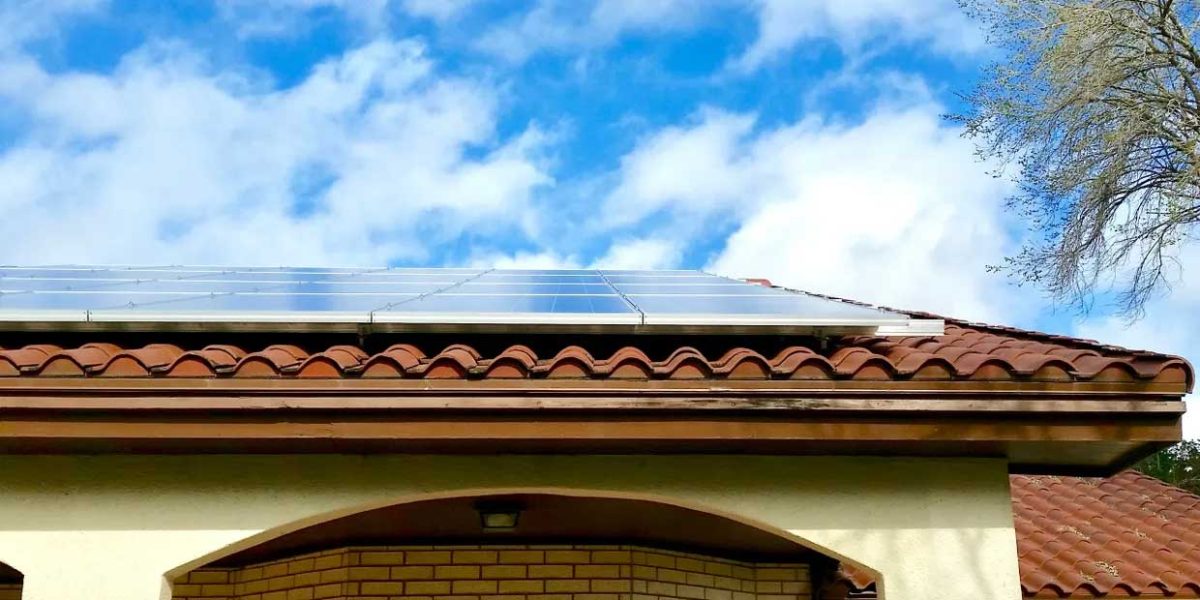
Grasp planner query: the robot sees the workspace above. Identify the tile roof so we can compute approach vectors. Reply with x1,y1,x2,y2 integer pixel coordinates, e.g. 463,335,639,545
835,471,1200,599
0,314,1189,391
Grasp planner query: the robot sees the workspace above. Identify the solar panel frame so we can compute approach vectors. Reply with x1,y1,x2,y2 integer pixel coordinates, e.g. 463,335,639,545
0,266,944,335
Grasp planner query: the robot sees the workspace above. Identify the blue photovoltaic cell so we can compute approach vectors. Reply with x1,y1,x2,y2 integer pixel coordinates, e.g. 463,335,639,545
471,274,608,284
0,266,924,330
93,292,418,313
377,294,635,314
453,283,617,295
611,284,786,295
628,294,908,322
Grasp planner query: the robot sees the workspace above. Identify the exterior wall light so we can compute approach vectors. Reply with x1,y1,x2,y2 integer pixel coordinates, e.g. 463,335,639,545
474,501,522,532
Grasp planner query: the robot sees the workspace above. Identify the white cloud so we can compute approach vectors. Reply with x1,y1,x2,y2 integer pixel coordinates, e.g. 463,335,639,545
402,0,479,22
0,0,106,53
606,99,1022,323
476,0,707,63
0,38,549,266
214,0,481,37
590,238,683,270
734,0,986,71
215,0,392,37
473,0,983,68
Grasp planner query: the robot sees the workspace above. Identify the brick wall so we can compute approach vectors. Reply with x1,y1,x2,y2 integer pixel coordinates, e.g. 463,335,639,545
0,583,20,600
174,545,811,600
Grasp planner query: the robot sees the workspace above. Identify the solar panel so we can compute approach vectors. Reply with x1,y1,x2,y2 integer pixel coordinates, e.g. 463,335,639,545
0,266,943,335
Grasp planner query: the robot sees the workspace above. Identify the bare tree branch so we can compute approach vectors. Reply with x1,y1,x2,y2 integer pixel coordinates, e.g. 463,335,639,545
959,0,1200,318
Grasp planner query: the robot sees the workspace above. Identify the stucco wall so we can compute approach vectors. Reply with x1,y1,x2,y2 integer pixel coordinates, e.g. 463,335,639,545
173,544,811,600
0,455,1020,600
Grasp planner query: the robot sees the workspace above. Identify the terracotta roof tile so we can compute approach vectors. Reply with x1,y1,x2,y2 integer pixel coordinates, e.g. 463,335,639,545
836,471,1200,598
0,316,1188,390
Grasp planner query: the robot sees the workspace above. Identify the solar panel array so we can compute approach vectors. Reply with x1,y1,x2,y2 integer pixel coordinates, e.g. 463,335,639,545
0,266,943,334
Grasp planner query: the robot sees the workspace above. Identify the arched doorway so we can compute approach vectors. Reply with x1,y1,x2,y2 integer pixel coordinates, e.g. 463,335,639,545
169,492,877,600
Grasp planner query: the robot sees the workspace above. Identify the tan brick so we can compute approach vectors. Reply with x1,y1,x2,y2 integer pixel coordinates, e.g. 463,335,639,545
632,566,656,580
454,580,498,594
267,576,295,592
529,595,572,600
704,563,733,577
393,566,435,580
361,582,404,595
408,552,454,565
173,584,202,596
314,583,344,599
287,588,315,600
705,588,732,600
732,592,754,600
758,595,798,600
590,579,631,593
263,591,287,600
545,580,589,593
676,558,705,573
756,582,782,593
632,594,657,600
319,569,349,584
644,554,675,569
454,551,499,564
243,594,263,600
573,594,618,600
677,585,706,599
314,555,344,570
264,563,290,578
633,580,648,593
408,582,453,595
482,595,526,600
685,573,714,587
730,567,754,580
201,584,235,596
657,569,686,583
529,565,573,579
436,565,481,579
498,579,544,594
434,595,479,600
295,571,322,587
191,571,231,584
243,579,270,594
242,567,266,582
349,566,391,580
545,550,590,564
781,582,809,594
482,565,527,579
646,582,676,596
361,552,405,566
576,565,620,579
499,550,544,564
756,569,796,582
713,576,741,591
590,551,631,564
288,558,316,574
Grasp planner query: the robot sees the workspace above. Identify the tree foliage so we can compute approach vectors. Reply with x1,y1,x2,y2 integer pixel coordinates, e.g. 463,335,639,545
957,0,1200,317
1134,440,1200,494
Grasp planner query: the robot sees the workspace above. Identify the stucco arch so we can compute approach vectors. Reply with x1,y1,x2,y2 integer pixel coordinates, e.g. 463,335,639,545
165,486,882,594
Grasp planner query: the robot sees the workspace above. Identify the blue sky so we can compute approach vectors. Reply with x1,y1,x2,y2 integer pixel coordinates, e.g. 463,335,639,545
0,0,1195,436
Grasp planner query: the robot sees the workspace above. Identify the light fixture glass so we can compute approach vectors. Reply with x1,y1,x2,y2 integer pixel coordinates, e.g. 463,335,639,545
474,501,522,532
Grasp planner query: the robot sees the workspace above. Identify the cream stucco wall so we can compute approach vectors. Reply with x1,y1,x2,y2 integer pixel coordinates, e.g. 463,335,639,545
0,455,1021,600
